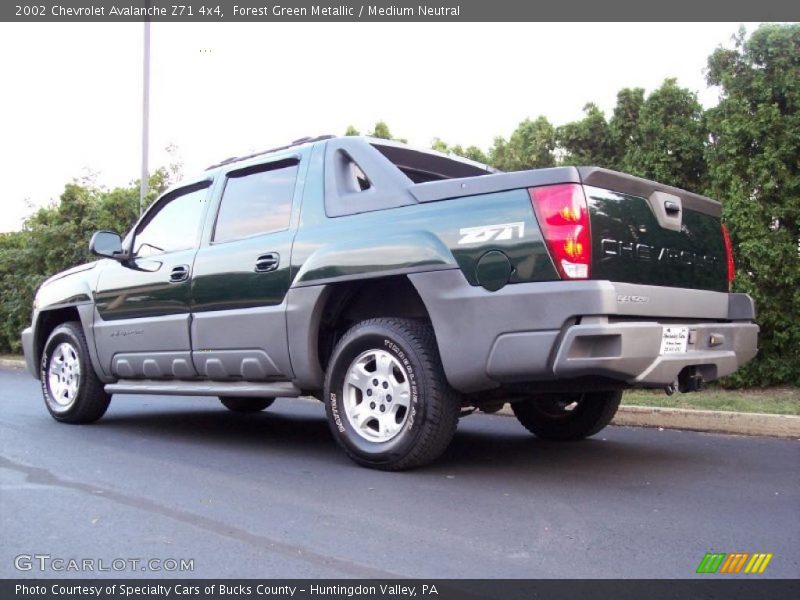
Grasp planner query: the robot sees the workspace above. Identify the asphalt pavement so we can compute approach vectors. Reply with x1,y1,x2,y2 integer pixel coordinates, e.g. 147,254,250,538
1,365,798,579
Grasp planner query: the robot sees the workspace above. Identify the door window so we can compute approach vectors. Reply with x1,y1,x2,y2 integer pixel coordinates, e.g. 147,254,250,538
213,160,298,244
134,184,209,256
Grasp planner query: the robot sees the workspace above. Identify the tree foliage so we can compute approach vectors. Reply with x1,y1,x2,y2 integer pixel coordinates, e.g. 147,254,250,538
622,78,707,191
557,103,617,168
430,137,489,164
344,121,408,143
608,87,645,164
704,25,800,386
489,116,557,171
556,81,707,191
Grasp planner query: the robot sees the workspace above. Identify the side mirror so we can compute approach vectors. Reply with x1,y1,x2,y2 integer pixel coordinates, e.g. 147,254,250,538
89,231,125,260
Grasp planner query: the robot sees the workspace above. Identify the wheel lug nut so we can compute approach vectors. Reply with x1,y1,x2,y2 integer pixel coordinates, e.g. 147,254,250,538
370,402,376,409
372,379,379,386
382,382,388,389
387,395,392,402
380,405,385,412
366,389,373,396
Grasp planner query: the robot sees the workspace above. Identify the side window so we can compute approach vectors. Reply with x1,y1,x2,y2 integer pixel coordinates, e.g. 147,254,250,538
134,184,209,257
213,160,298,244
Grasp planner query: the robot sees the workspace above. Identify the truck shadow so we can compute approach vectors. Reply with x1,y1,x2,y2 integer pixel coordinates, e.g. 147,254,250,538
94,398,701,482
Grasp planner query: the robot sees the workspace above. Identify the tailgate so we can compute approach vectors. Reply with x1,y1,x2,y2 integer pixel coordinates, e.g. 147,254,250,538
578,167,728,293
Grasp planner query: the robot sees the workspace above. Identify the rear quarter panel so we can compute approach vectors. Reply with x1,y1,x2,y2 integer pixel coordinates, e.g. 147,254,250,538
292,186,557,287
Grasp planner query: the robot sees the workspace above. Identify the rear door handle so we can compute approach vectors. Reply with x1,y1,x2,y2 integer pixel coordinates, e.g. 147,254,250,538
169,265,190,283
255,252,279,273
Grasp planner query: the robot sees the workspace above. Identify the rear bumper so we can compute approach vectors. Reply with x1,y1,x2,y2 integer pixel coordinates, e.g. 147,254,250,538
508,319,758,387
21,326,37,378
408,270,759,393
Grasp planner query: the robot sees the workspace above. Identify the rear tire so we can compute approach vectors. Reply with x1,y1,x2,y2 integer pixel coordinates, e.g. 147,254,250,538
324,318,460,471
219,397,274,413
511,391,622,441
40,321,111,424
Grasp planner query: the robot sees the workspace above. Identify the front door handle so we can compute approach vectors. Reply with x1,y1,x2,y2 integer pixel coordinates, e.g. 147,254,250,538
255,252,279,273
169,265,190,283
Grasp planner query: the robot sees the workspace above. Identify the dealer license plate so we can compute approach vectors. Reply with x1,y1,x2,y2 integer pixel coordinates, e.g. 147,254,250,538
660,326,689,355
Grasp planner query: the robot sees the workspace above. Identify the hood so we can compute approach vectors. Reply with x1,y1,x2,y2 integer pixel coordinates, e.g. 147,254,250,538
40,261,99,289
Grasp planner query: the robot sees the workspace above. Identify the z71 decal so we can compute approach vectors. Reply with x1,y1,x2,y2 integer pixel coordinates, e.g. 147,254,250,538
458,222,525,245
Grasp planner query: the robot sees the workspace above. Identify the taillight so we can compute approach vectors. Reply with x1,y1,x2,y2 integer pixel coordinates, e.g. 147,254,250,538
529,183,591,279
721,223,735,289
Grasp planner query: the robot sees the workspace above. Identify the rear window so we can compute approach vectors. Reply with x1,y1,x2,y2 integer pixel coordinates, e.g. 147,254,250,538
371,143,492,183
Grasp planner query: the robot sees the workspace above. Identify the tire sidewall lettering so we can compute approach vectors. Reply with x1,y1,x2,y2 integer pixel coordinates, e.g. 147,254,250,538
329,392,346,433
383,338,418,431
39,351,49,402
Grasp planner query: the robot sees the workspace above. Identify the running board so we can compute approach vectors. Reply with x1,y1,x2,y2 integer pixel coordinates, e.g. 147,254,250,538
105,380,302,398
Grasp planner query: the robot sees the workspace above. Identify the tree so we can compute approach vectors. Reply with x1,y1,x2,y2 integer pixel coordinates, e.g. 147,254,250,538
0,230,39,353
621,78,707,191
460,145,490,164
705,24,800,386
557,103,617,167
370,121,392,139
489,116,556,171
608,87,645,163
430,137,449,153
430,138,490,164
344,125,360,136
368,121,407,143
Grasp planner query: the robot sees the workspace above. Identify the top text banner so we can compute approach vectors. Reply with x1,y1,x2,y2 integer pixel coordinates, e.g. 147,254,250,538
2,1,796,22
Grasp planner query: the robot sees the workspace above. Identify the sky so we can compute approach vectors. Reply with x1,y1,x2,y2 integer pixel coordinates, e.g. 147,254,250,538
0,21,757,232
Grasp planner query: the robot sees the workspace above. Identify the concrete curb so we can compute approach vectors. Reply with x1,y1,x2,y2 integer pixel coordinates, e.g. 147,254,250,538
612,405,800,438
0,357,25,369
499,404,800,439
1,356,795,438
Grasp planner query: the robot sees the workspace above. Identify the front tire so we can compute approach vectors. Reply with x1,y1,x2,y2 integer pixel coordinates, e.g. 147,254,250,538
40,321,111,424
324,318,459,471
511,391,622,441
219,397,274,413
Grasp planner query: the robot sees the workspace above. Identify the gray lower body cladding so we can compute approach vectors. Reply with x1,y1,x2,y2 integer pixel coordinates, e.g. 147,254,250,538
408,270,758,393
21,326,36,377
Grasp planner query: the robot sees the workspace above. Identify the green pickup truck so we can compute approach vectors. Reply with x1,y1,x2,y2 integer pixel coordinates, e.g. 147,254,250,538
21,135,759,470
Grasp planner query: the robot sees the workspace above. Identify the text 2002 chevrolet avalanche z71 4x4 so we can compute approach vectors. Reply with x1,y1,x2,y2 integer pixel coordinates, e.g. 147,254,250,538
22,136,758,470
